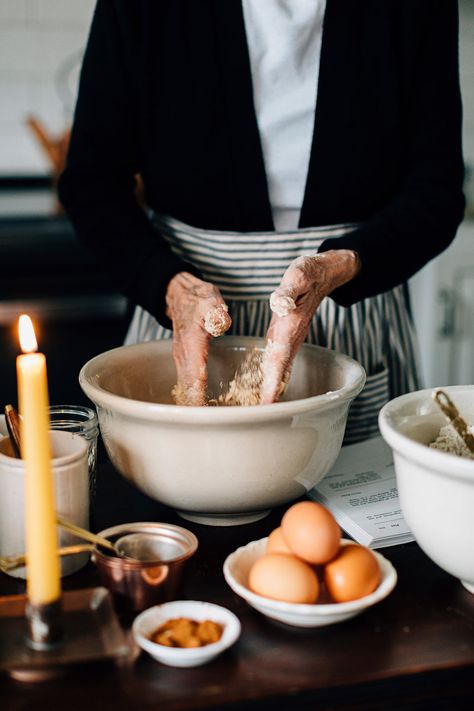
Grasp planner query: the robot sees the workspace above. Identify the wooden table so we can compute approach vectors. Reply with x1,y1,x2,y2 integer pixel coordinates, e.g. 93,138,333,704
1,458,474,710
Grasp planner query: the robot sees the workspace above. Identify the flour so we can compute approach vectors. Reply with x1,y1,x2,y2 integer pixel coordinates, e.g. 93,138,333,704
429,424,474,459
204,304,232,337
172,381,206,407
172,343,290,407
171,350,267,406
210,347,289,406
269,291,296,318
211,350,264,406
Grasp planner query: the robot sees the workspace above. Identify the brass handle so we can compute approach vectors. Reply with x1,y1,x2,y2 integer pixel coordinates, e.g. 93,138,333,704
56,517,117,553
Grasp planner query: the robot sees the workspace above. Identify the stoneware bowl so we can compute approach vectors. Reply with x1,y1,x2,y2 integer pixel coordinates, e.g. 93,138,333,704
223,538,397,627
378,385,474,594
132,600,241,667
79,337,365,525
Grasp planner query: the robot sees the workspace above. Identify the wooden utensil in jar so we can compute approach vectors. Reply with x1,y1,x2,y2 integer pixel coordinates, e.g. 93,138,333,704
433,390,474,454
4,405,21,458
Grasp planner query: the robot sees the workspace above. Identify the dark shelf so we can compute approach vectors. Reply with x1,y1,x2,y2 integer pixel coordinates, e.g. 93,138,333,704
0,215,119,299
0,212,130,407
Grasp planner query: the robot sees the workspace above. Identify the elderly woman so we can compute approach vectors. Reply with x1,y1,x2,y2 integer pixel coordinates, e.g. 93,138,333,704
59,0,464,442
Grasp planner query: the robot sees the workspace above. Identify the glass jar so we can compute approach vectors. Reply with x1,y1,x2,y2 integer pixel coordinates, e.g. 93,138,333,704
48,405,99,498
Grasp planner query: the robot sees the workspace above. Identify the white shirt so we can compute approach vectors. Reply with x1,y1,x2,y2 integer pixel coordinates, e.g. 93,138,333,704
242,0,327,232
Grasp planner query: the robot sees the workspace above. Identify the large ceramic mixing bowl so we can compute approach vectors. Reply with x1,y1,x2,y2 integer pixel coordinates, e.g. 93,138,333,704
79,337,365,525
379,385,474,593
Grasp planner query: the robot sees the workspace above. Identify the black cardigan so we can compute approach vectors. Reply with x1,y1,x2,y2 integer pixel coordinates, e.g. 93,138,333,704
58,0,465,327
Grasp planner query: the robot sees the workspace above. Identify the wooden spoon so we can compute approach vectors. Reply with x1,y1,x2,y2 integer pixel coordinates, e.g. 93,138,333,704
4,405,21,458
433,390,474,454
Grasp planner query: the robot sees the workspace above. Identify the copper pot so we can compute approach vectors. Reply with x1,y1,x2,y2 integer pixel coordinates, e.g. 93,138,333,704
91,522,198,613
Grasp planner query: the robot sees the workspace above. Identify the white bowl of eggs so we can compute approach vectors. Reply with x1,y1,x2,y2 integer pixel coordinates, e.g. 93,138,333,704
223,502,397,627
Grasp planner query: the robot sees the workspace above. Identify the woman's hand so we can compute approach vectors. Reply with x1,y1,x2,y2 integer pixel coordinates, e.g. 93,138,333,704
166,272,232,405
261,250,360,404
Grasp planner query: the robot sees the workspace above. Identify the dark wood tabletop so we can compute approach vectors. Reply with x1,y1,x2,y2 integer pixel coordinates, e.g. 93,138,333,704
1,456,474,711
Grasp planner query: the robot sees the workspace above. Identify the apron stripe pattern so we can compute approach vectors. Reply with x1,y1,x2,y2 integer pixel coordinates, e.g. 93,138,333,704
125,215,422,443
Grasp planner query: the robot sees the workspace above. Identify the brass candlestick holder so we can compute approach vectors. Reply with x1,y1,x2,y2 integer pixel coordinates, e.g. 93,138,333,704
0,587,133,682
26,597,63,651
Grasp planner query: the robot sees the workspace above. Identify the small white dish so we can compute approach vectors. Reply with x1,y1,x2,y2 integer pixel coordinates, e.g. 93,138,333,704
223,538,397,628
132,600,241,667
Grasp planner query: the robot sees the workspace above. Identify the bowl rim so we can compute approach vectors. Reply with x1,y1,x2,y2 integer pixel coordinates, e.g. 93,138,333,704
132,600,241,661
379,386,474,480
0,424,88,468
223,537,397,617
79,338,366,423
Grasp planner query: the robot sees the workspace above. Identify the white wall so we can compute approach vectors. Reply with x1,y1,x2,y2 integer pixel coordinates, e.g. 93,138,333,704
409,0,474,388
460,0,474,180
0,0,473,182
0,0,95,175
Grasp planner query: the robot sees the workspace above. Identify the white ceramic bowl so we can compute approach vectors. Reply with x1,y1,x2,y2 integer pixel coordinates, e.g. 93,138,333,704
379,385,474,594
223,538,397,627
79,337,365,526
132,600,241,667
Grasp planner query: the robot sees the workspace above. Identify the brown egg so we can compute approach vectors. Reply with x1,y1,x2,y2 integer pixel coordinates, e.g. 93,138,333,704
248,553,319,604
266,527,293,555
281,501,341,564
324,544,381,602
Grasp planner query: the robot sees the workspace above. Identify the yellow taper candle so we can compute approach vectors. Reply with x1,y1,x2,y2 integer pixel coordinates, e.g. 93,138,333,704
17,314,61,605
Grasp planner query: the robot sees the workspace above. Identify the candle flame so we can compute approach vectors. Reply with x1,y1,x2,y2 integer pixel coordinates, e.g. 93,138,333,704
18,314,38,353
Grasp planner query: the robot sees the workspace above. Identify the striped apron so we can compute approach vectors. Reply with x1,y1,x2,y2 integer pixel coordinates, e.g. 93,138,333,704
125,215,422,443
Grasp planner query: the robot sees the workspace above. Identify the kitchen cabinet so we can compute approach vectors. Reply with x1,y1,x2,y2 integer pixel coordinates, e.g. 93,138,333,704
410,219,474,387
0,208,129,407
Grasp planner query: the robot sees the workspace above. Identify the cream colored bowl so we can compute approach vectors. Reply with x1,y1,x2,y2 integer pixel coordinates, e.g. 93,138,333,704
379,385,474,593
79,337,365,525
